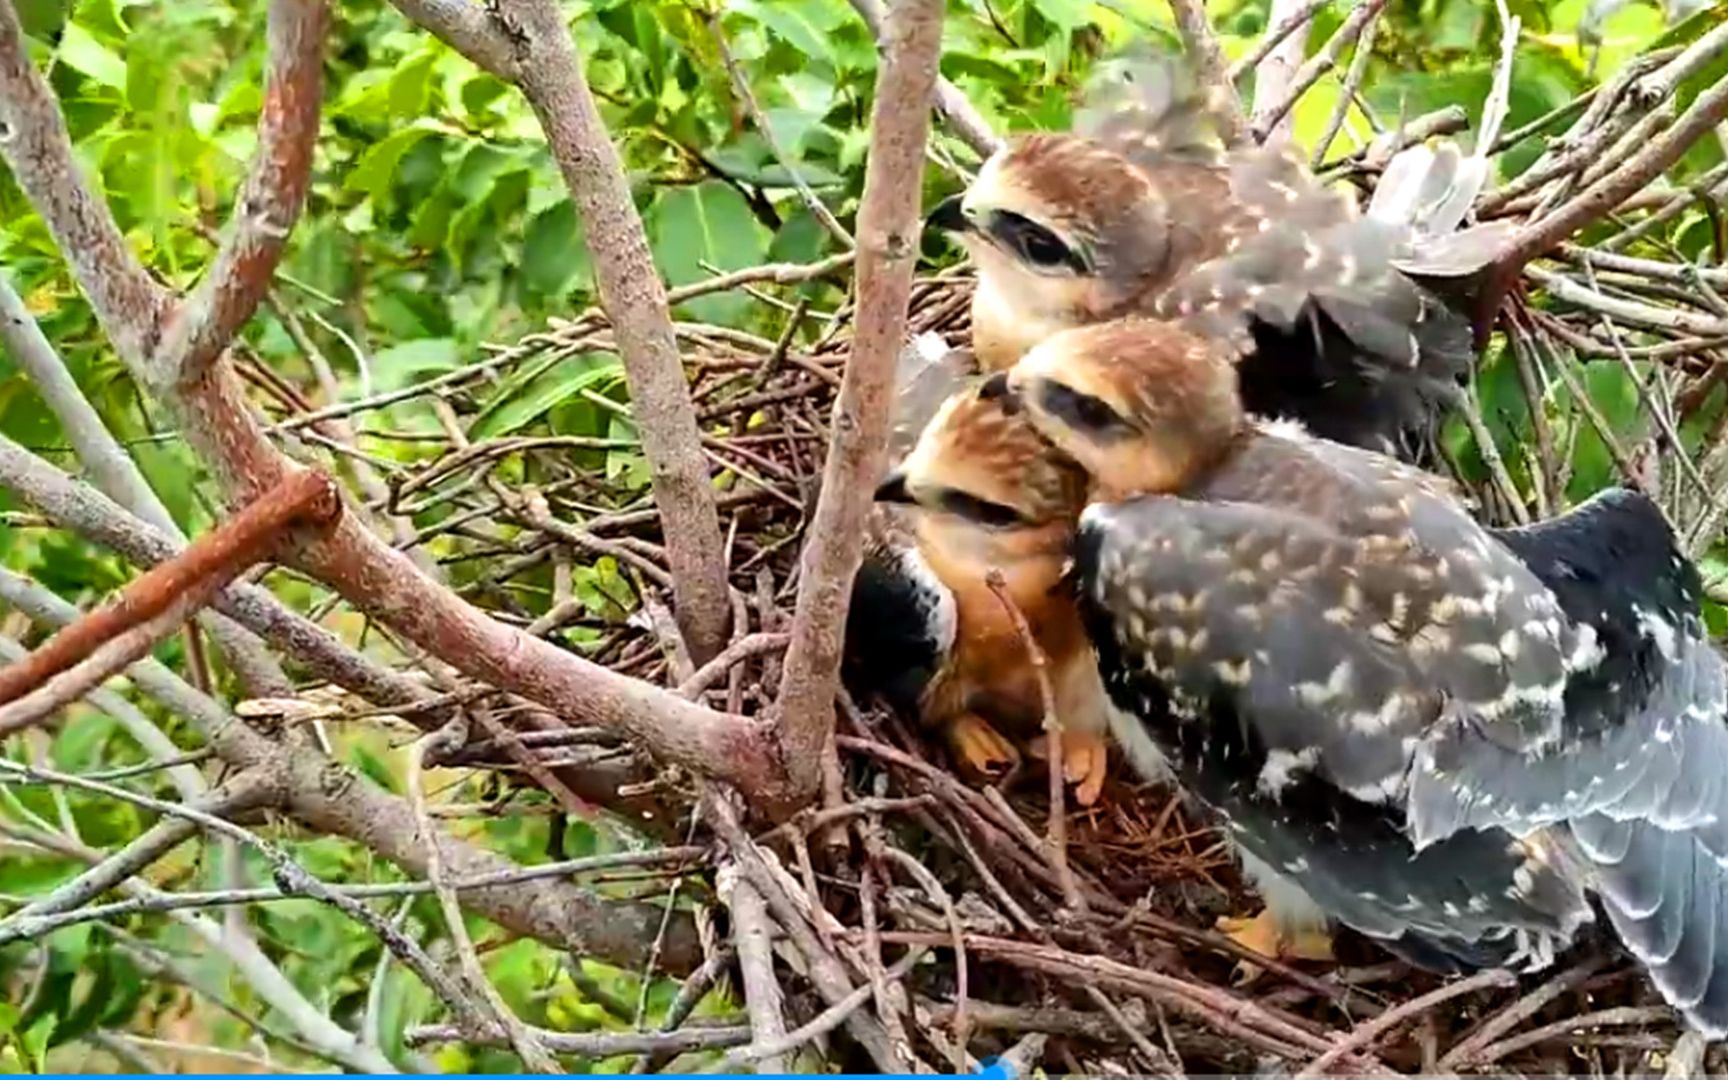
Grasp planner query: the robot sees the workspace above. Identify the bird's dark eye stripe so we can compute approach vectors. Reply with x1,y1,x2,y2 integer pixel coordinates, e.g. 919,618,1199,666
935,488,1026,528
988,211,1088,274
1039,381,1129,435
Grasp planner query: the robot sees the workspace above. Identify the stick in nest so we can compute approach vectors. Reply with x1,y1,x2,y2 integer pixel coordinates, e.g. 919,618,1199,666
983,567,1086,914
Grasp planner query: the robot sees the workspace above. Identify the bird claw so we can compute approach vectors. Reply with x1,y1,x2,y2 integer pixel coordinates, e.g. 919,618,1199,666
1215,910,1334,985
1061,729,1109,807
947,713,1022,786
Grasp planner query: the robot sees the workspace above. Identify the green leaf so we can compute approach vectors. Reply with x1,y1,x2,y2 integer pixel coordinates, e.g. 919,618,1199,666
345,121,443,205
470,351,623,440
56,23,126,90
372,338,463,393
521,200,594,299
734,0,839,64
647,180,772,324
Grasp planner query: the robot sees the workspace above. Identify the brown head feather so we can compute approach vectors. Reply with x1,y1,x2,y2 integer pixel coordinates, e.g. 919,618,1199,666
898,380,1088,524
1008,317,1245,499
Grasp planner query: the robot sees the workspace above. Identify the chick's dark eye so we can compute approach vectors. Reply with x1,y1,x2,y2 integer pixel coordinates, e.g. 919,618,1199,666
1040,381,1128,435
992,211,1082,273
1020,227,1071,268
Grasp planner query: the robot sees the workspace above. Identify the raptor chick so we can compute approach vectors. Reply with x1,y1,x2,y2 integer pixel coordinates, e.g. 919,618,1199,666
932,54,1507,459
843,380,1114,805
1002,317,1728,1034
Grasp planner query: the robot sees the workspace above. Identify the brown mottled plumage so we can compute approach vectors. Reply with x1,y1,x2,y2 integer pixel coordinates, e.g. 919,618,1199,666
929,53,1501,460
847,379,1114,804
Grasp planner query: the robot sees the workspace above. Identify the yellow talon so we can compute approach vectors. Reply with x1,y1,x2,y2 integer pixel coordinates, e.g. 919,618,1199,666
1061,729,1110,807
1216,909,1334,984
946,713,1021,784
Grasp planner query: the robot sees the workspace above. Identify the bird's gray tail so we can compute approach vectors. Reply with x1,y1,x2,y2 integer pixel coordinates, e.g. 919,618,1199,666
1571,813,1728,1037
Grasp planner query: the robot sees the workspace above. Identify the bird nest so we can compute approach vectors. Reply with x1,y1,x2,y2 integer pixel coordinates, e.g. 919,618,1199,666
375,269,1715,1076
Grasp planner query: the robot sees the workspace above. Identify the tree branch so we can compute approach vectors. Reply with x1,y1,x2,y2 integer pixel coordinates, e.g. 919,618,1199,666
414,0,732,663
0,433,431,710
0,268,292,697
0,776,274,943
157,0,329,387
0,566,706,975
1478,55,1728,341
1251,0,1387,145
843,0,1000,158
0,0,173,362
0,470,341,708
721,864,791,1072
771,0,946,807
1167,0,1248,145
1246,0,1315,147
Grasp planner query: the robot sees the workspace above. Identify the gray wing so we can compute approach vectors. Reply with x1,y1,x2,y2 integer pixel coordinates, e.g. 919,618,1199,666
1074,492,1591,958
1409,487,1728,1033
1073,49,1230,170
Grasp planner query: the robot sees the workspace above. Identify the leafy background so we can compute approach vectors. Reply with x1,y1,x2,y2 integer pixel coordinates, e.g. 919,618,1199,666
0,0,1720,1070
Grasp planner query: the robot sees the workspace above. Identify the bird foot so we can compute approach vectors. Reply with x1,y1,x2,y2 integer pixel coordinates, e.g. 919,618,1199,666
1215,910,1334,985
947,713,1022,786
1061,729,1109,807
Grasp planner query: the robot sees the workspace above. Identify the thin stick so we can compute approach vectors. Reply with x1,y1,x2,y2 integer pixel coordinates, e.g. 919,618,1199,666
984,568,1085,914
1295,967,1514,1076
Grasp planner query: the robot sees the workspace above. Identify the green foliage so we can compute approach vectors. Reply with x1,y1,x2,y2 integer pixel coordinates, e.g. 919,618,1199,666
0,0,1717,1069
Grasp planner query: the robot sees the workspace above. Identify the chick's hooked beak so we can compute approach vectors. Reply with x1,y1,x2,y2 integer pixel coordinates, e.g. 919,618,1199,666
927,194,972,235
875,471,914,505
977,370,1020,413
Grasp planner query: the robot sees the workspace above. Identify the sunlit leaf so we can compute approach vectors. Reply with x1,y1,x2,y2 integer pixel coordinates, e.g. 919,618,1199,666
56,22,126,89
470,351,623,440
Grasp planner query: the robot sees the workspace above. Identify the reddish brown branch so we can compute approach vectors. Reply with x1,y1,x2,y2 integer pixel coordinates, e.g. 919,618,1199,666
772,0,946,807
0,1,173,361
0,471,341,708
0,583,230,735
159,0,329,386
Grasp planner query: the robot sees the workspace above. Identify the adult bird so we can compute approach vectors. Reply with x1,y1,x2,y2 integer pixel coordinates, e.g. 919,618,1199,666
842,379,1113,805
927,53,1510,462
991,316,1728,1032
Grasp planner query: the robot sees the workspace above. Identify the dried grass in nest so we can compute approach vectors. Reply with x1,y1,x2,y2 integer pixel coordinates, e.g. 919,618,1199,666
396,269,1713,1075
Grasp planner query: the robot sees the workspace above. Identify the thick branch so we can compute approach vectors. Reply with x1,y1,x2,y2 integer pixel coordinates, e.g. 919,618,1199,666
387,0,518,80
0,582,230,735
1246,0,1314,146
439,0,731,663
1167,0,1248,145
0,550,702,976
158,0,328,386
0,267,291,698
843,0,1000,159
773,0,946,805
0,434,428,710
0,0,173,361
0,470,341,707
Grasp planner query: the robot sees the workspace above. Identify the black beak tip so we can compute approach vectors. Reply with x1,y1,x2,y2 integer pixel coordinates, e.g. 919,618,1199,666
978,371,1022,411
875,472,913,504
927,195,969,234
